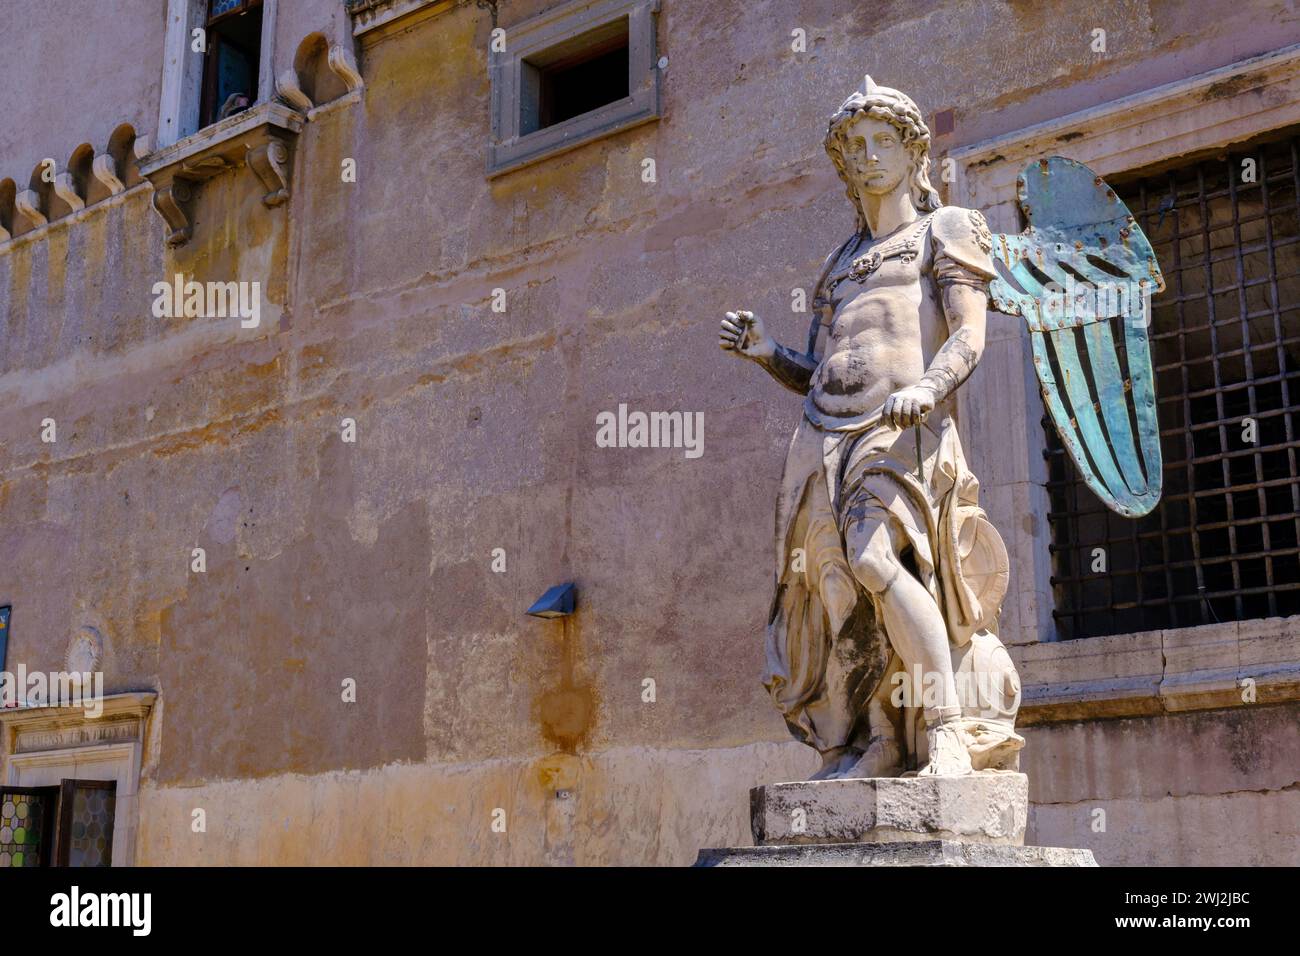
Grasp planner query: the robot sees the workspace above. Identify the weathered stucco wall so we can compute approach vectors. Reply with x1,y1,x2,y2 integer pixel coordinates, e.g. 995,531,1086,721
0,0,164,183
1024,703,1300,866
2,0,1298,865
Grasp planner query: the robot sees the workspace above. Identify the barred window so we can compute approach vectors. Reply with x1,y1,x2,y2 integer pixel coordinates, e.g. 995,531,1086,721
1047,131,1300,638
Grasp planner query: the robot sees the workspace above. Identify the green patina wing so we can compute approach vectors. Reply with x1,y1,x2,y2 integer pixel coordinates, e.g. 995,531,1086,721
989,157,1166,517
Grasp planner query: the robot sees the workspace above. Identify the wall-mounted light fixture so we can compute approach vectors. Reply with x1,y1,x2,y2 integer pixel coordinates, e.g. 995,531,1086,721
526,583,576,619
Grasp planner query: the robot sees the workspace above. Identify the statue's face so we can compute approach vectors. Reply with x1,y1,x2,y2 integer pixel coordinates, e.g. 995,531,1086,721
839,115,911,199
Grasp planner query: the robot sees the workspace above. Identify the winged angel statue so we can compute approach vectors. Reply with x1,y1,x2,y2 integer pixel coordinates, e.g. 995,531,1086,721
719,77,1164,777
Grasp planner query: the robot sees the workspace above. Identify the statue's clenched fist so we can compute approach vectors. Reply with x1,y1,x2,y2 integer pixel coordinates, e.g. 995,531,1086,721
883,384,938,428
719,310,775,361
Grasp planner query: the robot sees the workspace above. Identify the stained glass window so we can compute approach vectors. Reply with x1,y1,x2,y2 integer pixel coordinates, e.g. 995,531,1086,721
209,0,247,19
0,788,55,868
64,782,116,867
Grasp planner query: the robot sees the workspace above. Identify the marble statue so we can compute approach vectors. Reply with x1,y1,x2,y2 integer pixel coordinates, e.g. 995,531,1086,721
720,77,1164,781
720,77,1020,778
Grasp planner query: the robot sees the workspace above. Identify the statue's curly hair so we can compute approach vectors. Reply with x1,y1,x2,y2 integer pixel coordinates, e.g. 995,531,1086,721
824,97,942,236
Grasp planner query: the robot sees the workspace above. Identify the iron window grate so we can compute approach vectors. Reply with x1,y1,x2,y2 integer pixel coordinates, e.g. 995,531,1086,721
1046,132,1300,638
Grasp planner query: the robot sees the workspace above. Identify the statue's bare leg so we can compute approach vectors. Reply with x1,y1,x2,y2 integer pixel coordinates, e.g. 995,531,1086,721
845,515,971,775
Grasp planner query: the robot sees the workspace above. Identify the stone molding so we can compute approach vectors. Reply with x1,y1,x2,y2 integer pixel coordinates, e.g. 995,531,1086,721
0,691,155,757
137,101,305,246
347,0,456,39
1010,617,1300,724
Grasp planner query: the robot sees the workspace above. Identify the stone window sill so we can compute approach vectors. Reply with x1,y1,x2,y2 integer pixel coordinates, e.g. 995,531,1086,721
136,101,304,247
1008,617,1300,725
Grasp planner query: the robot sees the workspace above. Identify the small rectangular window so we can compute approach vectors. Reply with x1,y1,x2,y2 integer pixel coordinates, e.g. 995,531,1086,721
487,0,660,176
521,18,630,135
201,0,264,128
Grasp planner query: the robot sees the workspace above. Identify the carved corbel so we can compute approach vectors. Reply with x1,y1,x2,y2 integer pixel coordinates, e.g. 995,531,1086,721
247,138,292,207
92,154,127,195
152,180,194,247
137,101,302,247
53,173,86,212
16,190,47,228
276,68,313,112
328,45,365,93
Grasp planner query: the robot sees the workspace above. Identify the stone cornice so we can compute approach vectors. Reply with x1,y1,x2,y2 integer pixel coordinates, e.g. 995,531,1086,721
0,691,156,756
1010,618,1300,725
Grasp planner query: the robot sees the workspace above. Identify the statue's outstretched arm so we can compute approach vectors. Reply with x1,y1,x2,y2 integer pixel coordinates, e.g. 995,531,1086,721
718,310,816,395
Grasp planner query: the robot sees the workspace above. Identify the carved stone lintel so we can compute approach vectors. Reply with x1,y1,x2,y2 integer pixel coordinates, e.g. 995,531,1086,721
16,189,47,228
53,172,86,212
92,153,127,195
277,67,314,112
328,44,365,92
247,138,292,207
152,180,194,247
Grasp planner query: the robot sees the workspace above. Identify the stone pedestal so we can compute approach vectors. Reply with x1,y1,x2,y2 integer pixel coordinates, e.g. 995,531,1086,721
695,773,1097,867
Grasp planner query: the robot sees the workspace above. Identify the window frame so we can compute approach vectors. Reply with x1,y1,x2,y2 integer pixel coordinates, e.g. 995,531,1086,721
54,779,117,867
487,0,660,177
206,0,261,27
1,785,58,868
199,0,266,129
156,0,278,149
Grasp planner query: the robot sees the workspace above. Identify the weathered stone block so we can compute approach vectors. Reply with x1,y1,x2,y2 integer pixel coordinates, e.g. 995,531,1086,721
750,773,1029,847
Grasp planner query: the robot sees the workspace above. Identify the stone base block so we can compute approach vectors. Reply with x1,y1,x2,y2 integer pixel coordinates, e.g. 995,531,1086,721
695,840,1098,867
751,773,1028,846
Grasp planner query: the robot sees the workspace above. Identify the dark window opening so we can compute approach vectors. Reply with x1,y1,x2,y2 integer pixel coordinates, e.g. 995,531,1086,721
520,18,630,135
201,0,264,129
1047,130,1300,638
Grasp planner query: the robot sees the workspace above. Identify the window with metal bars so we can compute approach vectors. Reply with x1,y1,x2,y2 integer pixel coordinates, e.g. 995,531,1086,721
1047,130,1300,638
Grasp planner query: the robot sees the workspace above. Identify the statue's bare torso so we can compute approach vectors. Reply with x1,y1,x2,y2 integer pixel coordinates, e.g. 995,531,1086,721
811,229,947,419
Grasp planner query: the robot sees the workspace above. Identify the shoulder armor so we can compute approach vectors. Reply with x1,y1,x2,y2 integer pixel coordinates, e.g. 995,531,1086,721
930,206,996,280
